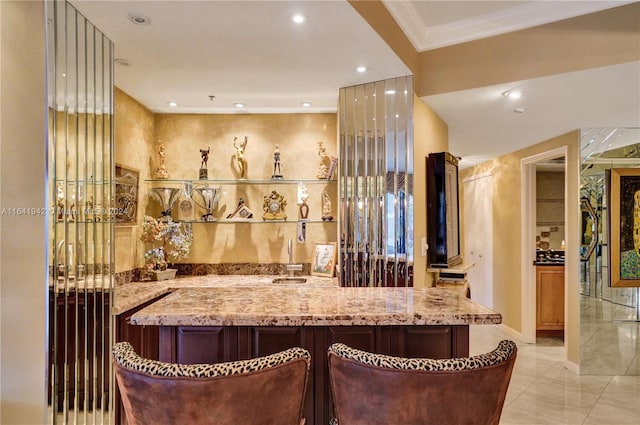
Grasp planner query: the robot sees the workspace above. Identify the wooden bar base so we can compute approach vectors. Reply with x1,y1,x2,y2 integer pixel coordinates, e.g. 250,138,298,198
157,324,469,425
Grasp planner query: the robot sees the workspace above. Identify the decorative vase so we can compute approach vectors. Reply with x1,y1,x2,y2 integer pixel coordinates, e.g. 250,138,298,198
150,268,177,281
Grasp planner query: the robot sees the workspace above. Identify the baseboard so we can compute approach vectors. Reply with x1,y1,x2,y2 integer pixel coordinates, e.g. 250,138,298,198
564,359,579,375
498,324,524,342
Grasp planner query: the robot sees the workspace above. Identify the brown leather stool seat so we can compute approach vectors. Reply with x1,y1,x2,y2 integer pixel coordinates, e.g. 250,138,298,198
328,340,517,425
113,341,310,425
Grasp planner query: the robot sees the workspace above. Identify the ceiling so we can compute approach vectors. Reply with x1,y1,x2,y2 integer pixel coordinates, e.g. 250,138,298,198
69,1,640,169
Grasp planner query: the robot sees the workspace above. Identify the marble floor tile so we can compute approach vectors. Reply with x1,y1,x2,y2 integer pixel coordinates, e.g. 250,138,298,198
583,376,640,425
470,324,640,425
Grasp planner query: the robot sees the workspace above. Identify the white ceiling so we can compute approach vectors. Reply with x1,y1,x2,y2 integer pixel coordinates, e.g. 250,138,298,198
70,1,410,114
69,0,640,169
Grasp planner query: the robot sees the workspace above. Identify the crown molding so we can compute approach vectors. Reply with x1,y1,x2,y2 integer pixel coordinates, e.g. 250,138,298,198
383,1,635,52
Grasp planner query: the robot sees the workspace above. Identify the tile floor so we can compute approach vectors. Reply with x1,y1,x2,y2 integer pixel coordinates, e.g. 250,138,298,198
471,320,640,424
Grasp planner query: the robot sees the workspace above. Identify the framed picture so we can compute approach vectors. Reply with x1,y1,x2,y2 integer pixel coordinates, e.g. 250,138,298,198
608,168,640,287
115,164,139,225
312,242,337,277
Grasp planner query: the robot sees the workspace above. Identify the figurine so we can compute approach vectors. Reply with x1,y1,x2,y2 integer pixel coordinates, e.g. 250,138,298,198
316,141,331,179
272,145,283,179
321,190,333,221
200,147,210,169
199,147,210,179
155,141,169,179
233,136,248,179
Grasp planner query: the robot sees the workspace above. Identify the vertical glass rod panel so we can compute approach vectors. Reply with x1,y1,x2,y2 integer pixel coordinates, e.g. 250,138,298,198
339,76,413,287
46,1,114,423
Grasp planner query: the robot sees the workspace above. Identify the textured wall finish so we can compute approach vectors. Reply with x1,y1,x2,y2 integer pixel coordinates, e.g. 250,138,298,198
151,113,338,265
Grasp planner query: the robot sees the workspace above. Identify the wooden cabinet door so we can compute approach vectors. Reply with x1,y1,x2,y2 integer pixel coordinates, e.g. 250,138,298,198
536,266,565,330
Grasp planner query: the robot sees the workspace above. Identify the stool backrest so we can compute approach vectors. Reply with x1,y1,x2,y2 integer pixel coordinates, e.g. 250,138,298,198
113,342,310,425
328,340,517,425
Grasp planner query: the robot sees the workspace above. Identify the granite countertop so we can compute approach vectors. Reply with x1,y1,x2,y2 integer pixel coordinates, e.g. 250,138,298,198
129,285,501,327
113,274,338,314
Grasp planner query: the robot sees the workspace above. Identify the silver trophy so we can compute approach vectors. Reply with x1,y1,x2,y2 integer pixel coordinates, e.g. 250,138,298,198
193,185,222,221
149,187,181,218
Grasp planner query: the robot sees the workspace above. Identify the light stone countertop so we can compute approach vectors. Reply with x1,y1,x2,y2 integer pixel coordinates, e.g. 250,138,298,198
129,284,502,327
112,274,338,314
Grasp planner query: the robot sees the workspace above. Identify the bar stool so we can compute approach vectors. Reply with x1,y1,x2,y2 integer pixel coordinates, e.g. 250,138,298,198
328,340,517,425
113,342,310,425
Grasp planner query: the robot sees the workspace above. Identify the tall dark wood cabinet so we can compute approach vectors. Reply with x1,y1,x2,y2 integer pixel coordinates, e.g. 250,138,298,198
426,152,462,268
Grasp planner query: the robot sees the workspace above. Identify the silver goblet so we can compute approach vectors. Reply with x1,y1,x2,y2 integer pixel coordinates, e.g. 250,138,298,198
149,187,181,218
193,185,222,222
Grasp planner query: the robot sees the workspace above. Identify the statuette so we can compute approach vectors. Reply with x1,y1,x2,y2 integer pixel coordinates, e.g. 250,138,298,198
233,136,248,179
322,190,333,221
316,141,331,179
199,146,210,180
155,141,169,179
272,145,283,179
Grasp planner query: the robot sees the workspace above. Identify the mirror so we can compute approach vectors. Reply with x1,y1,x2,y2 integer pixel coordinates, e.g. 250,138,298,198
580,197,598,261
579,128,640,376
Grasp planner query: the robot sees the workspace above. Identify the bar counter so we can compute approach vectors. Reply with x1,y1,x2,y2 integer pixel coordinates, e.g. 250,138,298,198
129,285,501,326
116,275,501,425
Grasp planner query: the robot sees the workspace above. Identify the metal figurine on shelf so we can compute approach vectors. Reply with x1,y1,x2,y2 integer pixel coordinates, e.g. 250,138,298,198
233,136,248,179
199,146,210,180
321,190,333,221
155,141,169,179
272,145,283,179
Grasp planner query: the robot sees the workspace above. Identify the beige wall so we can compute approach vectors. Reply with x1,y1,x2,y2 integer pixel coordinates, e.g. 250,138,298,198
114,88,155,272
0,1,47,423
413,95,449,287
460,131,580,364
154,113,338,264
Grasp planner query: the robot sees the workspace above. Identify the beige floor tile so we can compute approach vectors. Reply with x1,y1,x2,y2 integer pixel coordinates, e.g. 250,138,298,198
583,376,640,424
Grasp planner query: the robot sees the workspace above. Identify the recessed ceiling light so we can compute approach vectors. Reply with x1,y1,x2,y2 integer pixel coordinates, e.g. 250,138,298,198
292,14,305,24
167,101,177,107
301,102,312,107
114,58,132,67
502,90,522,99
355,66,367,73
127,13,151,25
233,103,245,108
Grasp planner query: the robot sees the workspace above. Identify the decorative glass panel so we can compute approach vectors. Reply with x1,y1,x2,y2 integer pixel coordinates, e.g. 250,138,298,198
46,1,115,423
339,76,413,287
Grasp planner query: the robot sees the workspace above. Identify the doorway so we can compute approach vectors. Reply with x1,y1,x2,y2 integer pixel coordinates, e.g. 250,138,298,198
521,147,569,351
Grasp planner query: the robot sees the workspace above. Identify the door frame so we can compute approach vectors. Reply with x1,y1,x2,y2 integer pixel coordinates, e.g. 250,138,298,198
520,146,568,347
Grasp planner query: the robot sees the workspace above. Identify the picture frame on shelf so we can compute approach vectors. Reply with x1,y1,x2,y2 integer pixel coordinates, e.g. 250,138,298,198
115,164,139,225
607,168,640,287
312,242,337,277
